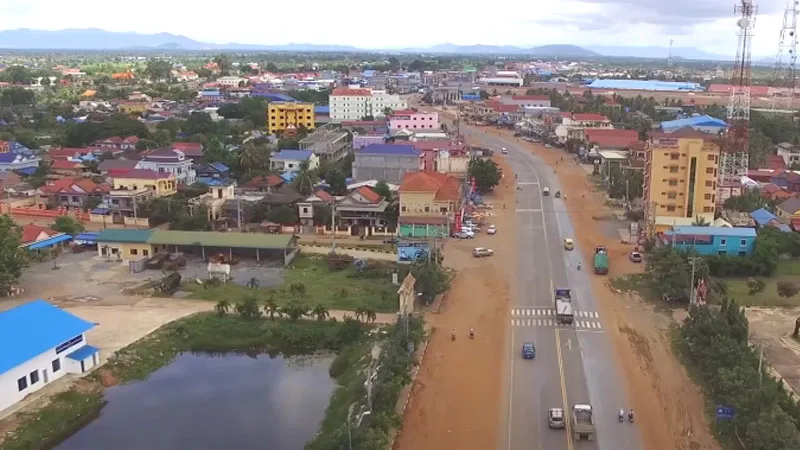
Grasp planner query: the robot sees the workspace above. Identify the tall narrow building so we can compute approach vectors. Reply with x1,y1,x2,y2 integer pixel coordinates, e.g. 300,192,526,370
644,127,721,236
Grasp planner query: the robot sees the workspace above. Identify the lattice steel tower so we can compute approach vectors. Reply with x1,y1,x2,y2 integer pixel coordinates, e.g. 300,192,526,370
771,0,799,110
720,0,756,203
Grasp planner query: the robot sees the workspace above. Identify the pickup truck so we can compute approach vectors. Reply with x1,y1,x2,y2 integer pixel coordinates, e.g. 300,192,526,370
572,404,596,441
554,288,574,324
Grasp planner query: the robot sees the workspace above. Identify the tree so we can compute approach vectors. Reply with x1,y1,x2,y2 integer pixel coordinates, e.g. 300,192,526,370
468,158,502,194
214,299,231,316
292,159,318,196
213,54,232,75
311,304,330,321
235,296,262,319
0,215,29,295
264,297,280,319
325,169,347,196
747,278,766,295
267,205,299,225
777,281,799,298
51,216,84,235
373,180,392,200
691,216,710,227
313,204,332,227
145,58,172,82
238,140,271,176
280,301,309,321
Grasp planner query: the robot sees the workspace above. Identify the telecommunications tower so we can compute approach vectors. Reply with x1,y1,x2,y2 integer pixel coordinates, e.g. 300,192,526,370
771,0,799,110
720,0,756,203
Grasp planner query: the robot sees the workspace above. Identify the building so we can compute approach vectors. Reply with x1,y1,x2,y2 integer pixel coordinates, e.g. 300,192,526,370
478,76,523,87
587,79,704,92
660,115,728,135
353,144,420,184
333,186,393,237
0,140,40,172
108,169,176,222
398,171,461,237
270,150,319,172
555,113,613,142
776,197,800,223
216,76,247,87
267,102,316,134
298,123,351,161
750,207,792,232
499,95,551,108
776,142,800,168
93,136,139,152
644,128,722,235
136,148,196,185
329,88,407,121
0,300,99,413
584,129,640,150
38,177,110,209
389,110,440,131
660,226,757,256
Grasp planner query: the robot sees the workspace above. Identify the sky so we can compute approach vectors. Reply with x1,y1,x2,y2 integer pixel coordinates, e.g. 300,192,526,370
0,0,789,57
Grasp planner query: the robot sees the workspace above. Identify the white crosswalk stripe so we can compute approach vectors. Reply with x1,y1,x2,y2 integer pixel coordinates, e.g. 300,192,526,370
510,319,603,331
510,308,602,331
511,308,597,319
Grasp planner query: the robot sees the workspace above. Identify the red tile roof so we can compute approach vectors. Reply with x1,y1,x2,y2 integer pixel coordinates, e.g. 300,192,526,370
572,113,609,122
766,155,788,170
400,172,460,201
48,148,92,159
313,189,334,203
40,177,109,194
20,224,58,244
511,95,548,101
762,183,784,194
709,84,770,96
171,142,203,151
331,88,371,97
390,109,418,115
113,169,172,180
493,104,519,113
584,129,639,149
354,186,382,203
50,160,83,170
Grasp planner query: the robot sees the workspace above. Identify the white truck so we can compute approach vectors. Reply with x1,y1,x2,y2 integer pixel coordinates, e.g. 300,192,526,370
554,288,574,324
572,404,596,441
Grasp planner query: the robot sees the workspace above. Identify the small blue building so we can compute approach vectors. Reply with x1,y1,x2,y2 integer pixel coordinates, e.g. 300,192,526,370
661,226,757,256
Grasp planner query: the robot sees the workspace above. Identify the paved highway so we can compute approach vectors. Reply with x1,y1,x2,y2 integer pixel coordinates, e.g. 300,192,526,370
462,127,643,450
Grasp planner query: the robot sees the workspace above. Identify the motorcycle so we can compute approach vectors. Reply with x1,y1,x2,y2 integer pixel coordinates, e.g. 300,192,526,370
451,330,456,341
628,410,635,423
469,329,475,339
618,410,625,423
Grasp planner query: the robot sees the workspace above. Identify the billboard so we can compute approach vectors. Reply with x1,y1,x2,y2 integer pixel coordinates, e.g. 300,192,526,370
398,242,430,264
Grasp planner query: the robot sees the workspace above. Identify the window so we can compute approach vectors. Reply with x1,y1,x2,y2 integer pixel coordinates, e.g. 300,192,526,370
703,206,713,213
17,377,27,391
705,180,713,187
401,206,407,212
707,154,716,161
30,370,39,384
669,166,679,173
666,205,676,212
667,192,677,199
670,153,679,160
52,358,61,373
706,167,714,174
704,194,712,200
668,180,678,186
424,206,430,212
740,239,747,246
440,207,448,213
142,249,149,257
130,248,138,256
720,239,727,246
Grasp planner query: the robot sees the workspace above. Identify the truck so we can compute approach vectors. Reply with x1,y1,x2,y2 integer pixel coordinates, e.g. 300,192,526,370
554,288,574,324
572,404,596,441
593,246,609,275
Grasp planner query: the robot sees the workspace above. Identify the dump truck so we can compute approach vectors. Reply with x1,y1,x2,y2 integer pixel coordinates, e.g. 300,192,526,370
572,404,596,441
554,288,574,324
593,247,609,275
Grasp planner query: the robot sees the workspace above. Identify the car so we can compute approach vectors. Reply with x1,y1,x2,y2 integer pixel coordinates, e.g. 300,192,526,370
564,238,574,250
630,251,643,263
522,342,536,359
487,225,497,235
454,231,475,239
501,147,508,154
545,144,553,148
548,408,566,429
473,247,495,258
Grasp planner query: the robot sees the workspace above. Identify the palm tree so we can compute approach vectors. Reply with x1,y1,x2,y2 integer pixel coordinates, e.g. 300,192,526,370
214,299,231,316
311,304,330,321
238,140,270,175
291,159,318,196
281,301,309,321
246,277,259,289
263,297,280,320
354,307,368,323
363,308,377,324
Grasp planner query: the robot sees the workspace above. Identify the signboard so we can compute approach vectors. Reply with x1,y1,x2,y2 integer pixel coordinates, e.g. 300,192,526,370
656,137,680,148
715,405,735,421
398,242,430,263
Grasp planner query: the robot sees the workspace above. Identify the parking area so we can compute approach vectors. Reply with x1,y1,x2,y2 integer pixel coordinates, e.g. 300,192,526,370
745,307,800,398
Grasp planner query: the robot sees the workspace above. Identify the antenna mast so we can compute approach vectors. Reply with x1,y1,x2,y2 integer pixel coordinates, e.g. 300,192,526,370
720,0,756,204
771,0,799,110
668,39,674,67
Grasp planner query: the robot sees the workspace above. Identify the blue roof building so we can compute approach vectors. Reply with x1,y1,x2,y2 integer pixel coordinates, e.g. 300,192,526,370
661,115,728,135
587,79,704,92
314,106,330,115
750,208,792,233
0,300,100,411
353,144,420,184
661,226,757,256
270,149,319,172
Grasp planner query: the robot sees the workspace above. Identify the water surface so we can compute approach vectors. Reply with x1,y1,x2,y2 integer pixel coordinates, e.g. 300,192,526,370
56,352,335,450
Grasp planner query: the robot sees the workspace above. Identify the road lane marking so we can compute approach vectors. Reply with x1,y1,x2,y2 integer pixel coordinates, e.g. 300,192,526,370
517,182,540,185
555,329,575,450
507,319,515,450
515,208,543,213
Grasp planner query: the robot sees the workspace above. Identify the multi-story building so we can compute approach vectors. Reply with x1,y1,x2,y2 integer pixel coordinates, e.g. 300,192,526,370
499,95,551,108
299,123,351,161
353,144,420,184
644,128,721,236
136,148,196,185
267,102,316,134
108,169,176,221
389,110,440,131
398,172,461,238
329,88,407,121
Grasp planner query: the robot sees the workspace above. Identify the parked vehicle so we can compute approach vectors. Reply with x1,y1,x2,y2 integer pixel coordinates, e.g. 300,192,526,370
554,288,574,324
487,225,497,235
629,251,642,263
454,231,474,239
472,247,495,258
548,408,566,429
555,191,561,198
522,342,536,359
572,404,596,441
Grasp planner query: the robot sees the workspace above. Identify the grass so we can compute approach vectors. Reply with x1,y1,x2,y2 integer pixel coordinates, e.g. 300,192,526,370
721,260,800,307
183,255,401,313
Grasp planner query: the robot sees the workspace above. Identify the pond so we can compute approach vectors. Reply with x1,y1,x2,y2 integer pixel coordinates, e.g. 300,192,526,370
55,352,336,450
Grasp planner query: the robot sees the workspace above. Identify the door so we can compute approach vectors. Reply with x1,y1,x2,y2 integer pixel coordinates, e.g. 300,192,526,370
43,369,49,383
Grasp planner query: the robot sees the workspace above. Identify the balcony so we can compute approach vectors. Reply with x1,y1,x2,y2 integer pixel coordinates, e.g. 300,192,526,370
109,188,155,199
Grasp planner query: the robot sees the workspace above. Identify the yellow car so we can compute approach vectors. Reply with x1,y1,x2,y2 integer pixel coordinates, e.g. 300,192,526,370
564,238,574,250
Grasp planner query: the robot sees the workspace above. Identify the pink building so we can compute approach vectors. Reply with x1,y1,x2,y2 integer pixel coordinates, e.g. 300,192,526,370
389,109,440,131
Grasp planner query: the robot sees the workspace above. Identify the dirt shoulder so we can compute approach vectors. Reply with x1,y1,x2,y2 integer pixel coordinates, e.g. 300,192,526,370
393,154,516,450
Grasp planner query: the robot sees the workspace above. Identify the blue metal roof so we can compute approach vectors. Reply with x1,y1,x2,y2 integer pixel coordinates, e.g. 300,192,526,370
664,226,757,237
210,162,230,172
359,144,419,156
0,300,96,374
273,150,313,161
66,344,99,361
28,234,73,250
750,208,792,232
196,177,235,186
74,232,99,243
362,70,377,77
661,115,728,131
314,106,330,115
15,167,37,176
587,79,704,92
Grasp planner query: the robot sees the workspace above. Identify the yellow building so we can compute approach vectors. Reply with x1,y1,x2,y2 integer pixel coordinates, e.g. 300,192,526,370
112,170,177,197
644,129,721,235
267,102,315,134
399,172,460,217
118,101,149,115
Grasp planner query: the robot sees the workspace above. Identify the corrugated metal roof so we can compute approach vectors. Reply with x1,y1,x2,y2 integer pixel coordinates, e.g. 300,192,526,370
359,144,419,156
66,344,99,361
664,226,757,237
96,229,154,243
147,230,295,250
587,79,704,92
661,115,728,131
272,150,313,161
27,234,73,250
0,300,96,374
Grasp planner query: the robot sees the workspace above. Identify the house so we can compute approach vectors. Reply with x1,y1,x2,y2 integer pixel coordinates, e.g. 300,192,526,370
117,101,149,115
333,186,392,237
398,172,461,238
0,300,99,412
94,136,139,151
299,124,351,161
776,197,800,221
0,140,40,172
240,174,286,192
499,95,551,108
108,170,176,222
770,170,800,193
583,129,640,150
136,148,196,185
267,102,316,134
98,159,138,176
19,224,59,246
776,142,800,168
39,178,110,208
270,150,319,172
660,226,757,256
171,142,204,159
353,144,420,184
660,115,728,135
194,162,231,181
50,159,84,175
760,183,793,202
750,207,792,233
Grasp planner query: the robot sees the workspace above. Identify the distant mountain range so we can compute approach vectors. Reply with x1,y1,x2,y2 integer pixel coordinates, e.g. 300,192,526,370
0,28,748,61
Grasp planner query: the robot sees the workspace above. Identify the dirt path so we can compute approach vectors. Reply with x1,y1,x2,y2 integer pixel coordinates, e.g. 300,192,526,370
492,128,719,450
393,155,517,450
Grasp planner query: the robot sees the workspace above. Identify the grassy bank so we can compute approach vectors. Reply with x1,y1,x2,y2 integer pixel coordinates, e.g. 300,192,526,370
720,260,800,307
0,313,376,450
183,255,401,312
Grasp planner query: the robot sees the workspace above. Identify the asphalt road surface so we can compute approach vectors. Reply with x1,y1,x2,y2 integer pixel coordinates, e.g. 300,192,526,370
462,128,643,450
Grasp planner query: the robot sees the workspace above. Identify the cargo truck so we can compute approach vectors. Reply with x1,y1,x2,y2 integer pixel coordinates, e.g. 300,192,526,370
554,288,574,324
572,404,596,441
593,247,609,275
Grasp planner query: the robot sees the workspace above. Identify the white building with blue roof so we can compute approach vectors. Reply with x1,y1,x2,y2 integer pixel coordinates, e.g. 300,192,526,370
0,300,99,412
270,150,319,172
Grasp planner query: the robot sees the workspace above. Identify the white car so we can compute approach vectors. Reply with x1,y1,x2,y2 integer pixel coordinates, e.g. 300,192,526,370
487,225,497,235
454,230,475,239
472,247,494,258
501,147,508,154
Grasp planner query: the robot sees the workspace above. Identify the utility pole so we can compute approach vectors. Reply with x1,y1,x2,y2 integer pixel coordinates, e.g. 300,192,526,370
330,200,337,253
758,344,764,387
347,403,355,450
688,257,701,306
237,198,243,232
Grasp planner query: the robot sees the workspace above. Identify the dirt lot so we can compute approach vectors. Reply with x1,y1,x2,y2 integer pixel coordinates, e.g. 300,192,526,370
393,154,516,450
745,307,800,397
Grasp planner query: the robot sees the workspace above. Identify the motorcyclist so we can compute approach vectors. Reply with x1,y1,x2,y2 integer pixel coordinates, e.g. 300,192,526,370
469,328,475,339
451,329,456,340
618,409,625,422
628,409,634,422
577,262,582,271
